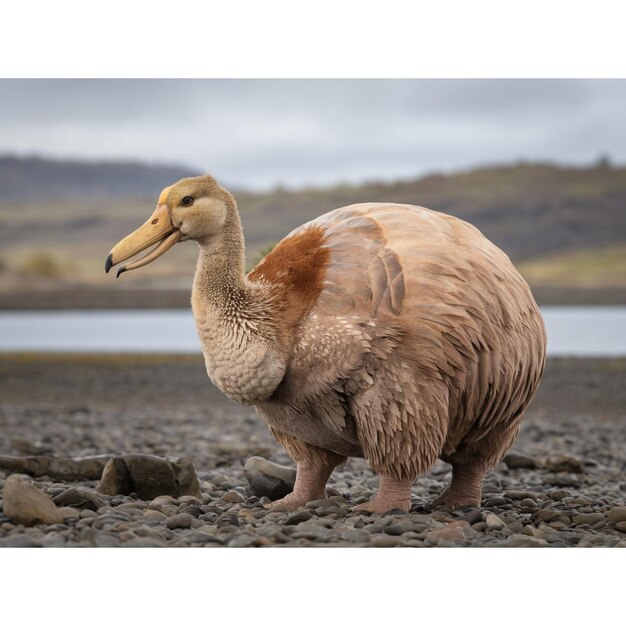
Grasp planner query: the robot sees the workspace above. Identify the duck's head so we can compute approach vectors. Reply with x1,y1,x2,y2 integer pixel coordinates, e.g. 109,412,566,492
105,175,234,277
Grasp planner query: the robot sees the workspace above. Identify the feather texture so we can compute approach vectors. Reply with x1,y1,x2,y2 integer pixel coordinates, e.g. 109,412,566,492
252,202,546,479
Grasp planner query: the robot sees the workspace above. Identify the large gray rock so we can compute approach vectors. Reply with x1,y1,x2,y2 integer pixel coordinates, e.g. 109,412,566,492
243,456,296,500
2,474,77,525
96,454,200,500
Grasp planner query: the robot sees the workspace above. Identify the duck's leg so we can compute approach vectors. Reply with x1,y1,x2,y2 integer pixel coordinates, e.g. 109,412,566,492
353,474,413,514
432,460,487,509
268,428,345,512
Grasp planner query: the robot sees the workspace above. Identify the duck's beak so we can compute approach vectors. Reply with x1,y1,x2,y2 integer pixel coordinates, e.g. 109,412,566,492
105,198,182,278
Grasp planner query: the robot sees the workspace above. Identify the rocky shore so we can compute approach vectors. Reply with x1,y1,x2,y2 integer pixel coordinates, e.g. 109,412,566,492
1,354,625,547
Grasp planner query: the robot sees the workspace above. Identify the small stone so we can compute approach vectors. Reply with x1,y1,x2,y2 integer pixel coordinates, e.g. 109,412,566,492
519,498,537,508
60,507,80,520
52,487,107,511
2,474,69,525
544,454,583,473
425,526,467,546
504,534,548,547
0,534,43,547
221,490,245,503
484,497,507,507
504,491,538,501
179,505,203,517
462,509,483,525
369,534,404,547
615,521,626,533
547,489,571,500
11,437,54,456
285,510,313,525
150,495,176,507
383,525,407,536
484,513,505,530
243,457,296,500
227,533,259,547
178,496,202,505
305,498,340,510
216,513,240,528
535,509,560,522
165,513,193,530
607,507,626,524
503,452,538,470
143,510,167,523
572,512,605,526
125,537,166,547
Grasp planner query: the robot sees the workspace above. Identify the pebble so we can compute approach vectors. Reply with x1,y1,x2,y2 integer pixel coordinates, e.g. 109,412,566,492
462,509,483,524
143,510,167,523
369,534,404,547
484,496,507,507
484,513,505,530
165,513,193,530
503,452,538,469
615,522,626,533
572,512,605,526
285,510,313,525
607,507,626,524
504,534,548,547
544,455,583,473
425,526,467,546
504,491,537,501
221,490,245,503
0,534,43,547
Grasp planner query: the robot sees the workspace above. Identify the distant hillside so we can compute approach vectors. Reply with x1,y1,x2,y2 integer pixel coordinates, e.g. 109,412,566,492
0,155,200,201
0,156,625,304
234,161,626,263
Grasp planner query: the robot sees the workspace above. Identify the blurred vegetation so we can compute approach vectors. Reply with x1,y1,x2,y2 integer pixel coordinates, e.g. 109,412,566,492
518,245,626,287
19,251,69,278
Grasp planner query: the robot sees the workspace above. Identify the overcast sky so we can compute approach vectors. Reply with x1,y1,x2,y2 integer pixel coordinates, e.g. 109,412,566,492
1,79,625,189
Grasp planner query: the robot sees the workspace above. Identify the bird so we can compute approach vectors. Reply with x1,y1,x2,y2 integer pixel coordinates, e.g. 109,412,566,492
106,175,546,514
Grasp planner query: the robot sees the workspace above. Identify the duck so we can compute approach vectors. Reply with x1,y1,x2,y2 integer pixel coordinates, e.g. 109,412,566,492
106,175,546,513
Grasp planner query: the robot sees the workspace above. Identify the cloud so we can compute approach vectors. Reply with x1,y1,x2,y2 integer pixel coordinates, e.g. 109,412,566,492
1,79,625,189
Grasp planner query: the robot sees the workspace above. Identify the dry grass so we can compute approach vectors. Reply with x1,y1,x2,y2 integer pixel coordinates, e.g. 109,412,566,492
518,245,626,288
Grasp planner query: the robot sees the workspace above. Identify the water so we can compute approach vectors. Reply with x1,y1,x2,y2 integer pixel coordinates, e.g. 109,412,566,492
0,307,625,356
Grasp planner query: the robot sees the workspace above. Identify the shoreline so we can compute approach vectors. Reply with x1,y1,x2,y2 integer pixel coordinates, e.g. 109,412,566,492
1,354,625,547
1,285,626,310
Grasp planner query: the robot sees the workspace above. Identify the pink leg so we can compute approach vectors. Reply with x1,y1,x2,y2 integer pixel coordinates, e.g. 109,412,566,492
268,427,345,512
432,461,487,509
269,457,338,511
353,475,413,514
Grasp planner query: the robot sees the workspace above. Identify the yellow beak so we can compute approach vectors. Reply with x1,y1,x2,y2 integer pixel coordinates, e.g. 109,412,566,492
105,202,182,277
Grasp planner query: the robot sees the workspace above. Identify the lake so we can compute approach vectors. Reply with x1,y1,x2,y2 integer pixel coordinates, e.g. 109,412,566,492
0,307,625,356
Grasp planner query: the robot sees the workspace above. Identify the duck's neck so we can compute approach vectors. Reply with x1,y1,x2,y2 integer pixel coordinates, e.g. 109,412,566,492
191,205,286,405
193,208,247,309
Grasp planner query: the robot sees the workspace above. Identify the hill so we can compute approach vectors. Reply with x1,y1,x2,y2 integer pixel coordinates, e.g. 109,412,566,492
0,155,200,201
0,156,625,305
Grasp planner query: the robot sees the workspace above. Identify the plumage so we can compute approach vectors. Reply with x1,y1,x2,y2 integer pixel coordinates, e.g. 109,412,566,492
107,176,546,513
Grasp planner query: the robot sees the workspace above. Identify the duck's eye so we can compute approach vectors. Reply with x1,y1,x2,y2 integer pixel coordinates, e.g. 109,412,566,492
181,196,194,207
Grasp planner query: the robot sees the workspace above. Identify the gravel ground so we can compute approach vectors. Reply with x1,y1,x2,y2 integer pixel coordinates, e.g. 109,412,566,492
1,354,625,547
